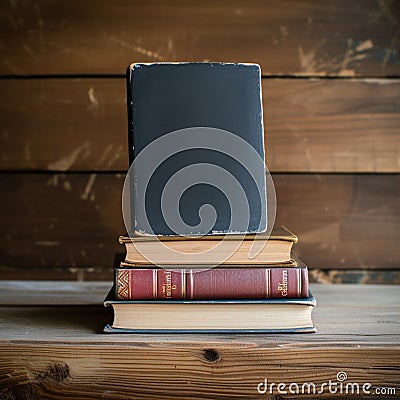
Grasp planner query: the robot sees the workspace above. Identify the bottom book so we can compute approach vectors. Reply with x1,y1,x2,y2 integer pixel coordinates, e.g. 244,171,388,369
103,288,316,333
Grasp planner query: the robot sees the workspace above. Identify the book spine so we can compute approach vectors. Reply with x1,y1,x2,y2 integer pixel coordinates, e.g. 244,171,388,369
116,268,308,300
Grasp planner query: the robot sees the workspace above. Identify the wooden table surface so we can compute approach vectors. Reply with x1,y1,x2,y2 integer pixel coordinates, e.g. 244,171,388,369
0,282,399,399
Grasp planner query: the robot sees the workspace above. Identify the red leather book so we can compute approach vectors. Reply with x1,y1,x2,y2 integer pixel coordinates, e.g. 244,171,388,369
115,267,309,300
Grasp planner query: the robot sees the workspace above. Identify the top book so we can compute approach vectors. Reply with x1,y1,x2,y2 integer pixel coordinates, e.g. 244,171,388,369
126,62,267,236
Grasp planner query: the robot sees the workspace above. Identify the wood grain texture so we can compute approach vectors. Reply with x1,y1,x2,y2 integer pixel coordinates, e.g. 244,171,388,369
0,173,398,270
0,284,399,399
0,78,399,173
0,280,111,305
266,79,400,172
0,0,399,76
309,269,400,285
0,265,110,281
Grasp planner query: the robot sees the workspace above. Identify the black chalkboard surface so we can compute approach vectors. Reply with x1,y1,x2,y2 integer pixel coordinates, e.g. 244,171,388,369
127,62,266,236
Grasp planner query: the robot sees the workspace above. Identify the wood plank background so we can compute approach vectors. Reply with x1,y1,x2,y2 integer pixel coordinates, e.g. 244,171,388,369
1,78,399,173
1,0,399,76
0,173,398,271
0,0,399,280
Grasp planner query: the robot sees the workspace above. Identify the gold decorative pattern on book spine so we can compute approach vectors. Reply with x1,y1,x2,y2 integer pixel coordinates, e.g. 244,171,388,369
117,270,130,299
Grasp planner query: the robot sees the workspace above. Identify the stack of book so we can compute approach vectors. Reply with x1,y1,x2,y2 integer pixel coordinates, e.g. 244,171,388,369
104,62,315,333
104,227,316,333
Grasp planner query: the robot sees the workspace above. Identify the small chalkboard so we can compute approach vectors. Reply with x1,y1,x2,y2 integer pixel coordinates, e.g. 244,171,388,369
127,62,266,236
